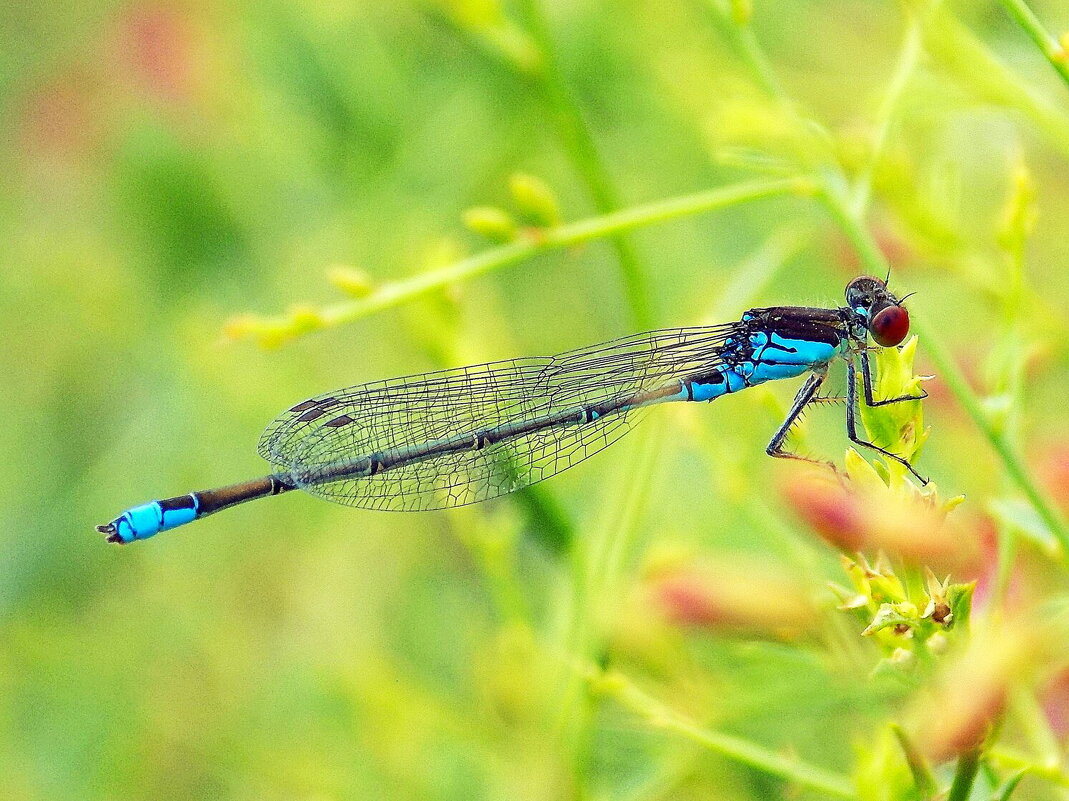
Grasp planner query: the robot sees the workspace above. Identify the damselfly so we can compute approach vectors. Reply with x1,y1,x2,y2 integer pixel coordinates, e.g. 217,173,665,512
97,275,926,544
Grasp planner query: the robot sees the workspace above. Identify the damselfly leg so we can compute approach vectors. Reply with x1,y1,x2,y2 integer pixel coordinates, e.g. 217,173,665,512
858,347,929,406
845,354,928,483
765,366,837,471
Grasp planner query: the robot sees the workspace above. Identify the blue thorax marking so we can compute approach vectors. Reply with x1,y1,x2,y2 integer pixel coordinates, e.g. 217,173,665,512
682,330,841,404
748,332,839,366
746,333,838,385
748,360,812,383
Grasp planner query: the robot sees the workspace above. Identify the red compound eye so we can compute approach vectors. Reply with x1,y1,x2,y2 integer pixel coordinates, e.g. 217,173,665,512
870,305,910,347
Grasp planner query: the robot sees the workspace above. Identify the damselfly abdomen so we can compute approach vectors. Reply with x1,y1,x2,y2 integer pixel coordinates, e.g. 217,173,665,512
97,275,925,544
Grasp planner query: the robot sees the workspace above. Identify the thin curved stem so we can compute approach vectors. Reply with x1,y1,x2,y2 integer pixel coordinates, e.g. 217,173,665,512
923,9,1069,159
990,746,1069,788
590,667,856,798
705,0,789,103
233,178,809,339
518,0,654,329
997,0,1069,91
850,2,935,215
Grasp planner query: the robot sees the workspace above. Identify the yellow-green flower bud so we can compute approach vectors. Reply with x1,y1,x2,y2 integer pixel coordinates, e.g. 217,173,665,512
462,206,517,243
326,265,374,298
508,173,561,228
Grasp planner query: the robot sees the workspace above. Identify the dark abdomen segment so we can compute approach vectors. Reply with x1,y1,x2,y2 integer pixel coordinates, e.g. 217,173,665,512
97,475,294,543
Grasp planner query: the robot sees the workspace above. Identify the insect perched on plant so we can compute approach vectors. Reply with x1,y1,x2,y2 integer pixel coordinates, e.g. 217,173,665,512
97,275,925,544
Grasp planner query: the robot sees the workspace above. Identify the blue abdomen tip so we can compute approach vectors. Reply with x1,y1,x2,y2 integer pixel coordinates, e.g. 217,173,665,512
96,496,198,544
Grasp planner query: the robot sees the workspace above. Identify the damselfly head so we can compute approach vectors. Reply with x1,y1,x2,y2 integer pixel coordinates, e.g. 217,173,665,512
844,276,911,347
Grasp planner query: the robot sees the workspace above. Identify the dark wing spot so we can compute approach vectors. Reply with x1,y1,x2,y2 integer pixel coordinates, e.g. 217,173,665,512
324,414,355,428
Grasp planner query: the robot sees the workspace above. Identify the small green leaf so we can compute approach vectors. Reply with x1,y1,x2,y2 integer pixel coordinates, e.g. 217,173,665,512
946,582,975,631
988,497,1061,553
865,554,909,604
890,723,938,799
991,768,1028,801
863,602,917,636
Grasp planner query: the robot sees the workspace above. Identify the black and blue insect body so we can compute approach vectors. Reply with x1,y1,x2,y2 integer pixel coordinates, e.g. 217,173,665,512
97,275,924,544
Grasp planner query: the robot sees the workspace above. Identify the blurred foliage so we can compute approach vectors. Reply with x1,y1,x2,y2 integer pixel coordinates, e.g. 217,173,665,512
5,0,1069,798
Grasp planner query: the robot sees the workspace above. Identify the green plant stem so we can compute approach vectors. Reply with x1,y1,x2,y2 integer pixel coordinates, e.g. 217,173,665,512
275,178,807,332
911,322,1069,556
512,485,573,554
991,746,1069,787
665,719,855,799
994,525,1019,606
850,2,932,215
923,9,1069,160
517,0,654,329
707,0,788,102
997,0,1069,91
819,183,1069,559
992,769,1028,801
890,723,939,799
1009,687,1062,771
947,748,981,801
705,224,811,322
592,669,856,798
551,423,665,784
403,305,577,556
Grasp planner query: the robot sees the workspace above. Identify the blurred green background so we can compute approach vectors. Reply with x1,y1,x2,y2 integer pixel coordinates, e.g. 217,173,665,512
5,0,1069,798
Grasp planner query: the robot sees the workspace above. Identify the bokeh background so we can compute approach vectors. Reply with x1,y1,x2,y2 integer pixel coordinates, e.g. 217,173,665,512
5,0,1069,798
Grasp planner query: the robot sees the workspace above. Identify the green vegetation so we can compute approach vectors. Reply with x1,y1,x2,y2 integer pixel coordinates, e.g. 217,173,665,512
4,0,1069,798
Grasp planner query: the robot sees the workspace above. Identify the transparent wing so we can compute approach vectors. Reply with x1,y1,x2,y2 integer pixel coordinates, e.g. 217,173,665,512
258,325,736,511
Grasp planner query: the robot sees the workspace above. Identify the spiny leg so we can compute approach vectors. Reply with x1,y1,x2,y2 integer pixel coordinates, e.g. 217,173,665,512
765,368,836,471
846,356,928,483
859,347,928,406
